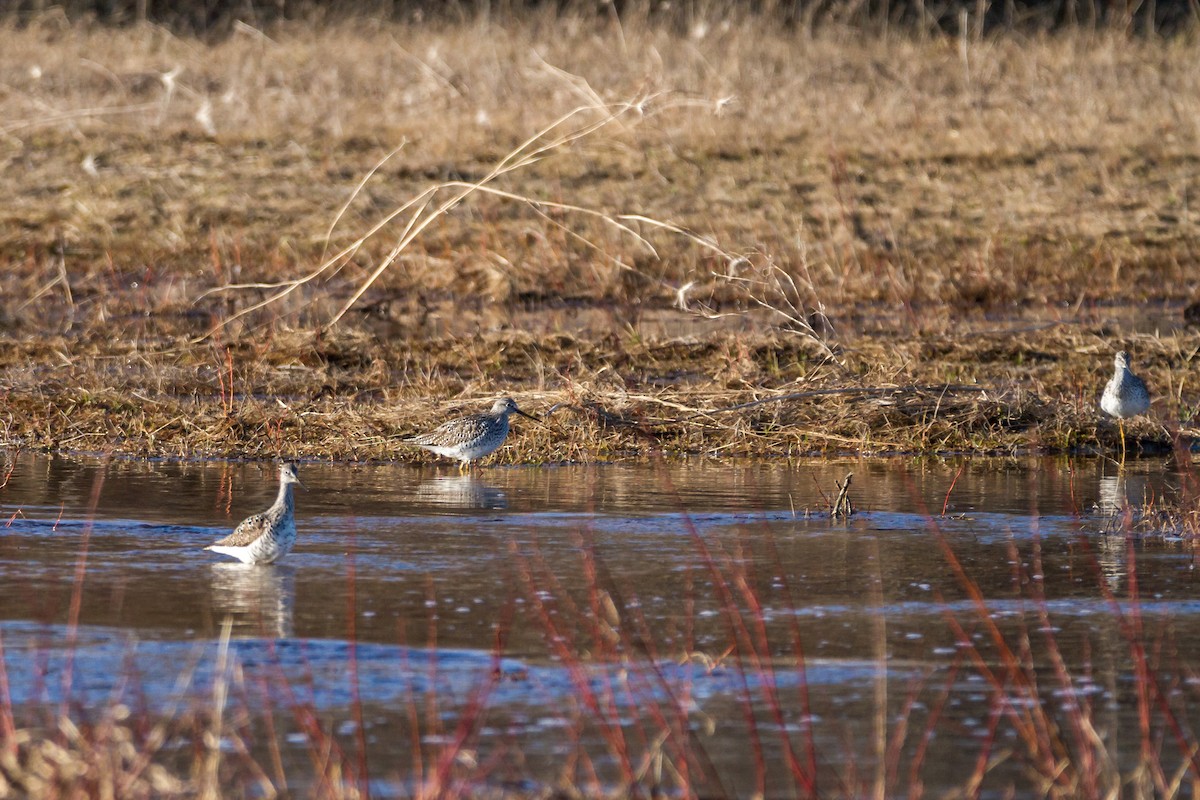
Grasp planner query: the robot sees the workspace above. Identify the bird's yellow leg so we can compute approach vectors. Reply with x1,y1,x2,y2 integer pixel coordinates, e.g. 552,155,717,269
1119,419,1126,466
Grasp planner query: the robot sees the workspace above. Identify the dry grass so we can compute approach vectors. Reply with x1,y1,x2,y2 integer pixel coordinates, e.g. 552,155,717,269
0,323,1185,461
0,15,1197,459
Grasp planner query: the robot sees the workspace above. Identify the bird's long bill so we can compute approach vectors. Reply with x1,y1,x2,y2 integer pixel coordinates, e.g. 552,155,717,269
514,409,548,427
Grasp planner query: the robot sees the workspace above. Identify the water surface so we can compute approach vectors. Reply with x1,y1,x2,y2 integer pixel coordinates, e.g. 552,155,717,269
0,454,1195,796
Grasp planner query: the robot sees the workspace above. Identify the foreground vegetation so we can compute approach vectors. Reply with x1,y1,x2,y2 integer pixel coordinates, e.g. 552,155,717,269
0,14,1198,464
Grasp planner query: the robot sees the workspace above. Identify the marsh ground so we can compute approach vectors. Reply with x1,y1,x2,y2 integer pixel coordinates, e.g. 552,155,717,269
0,15,1198,461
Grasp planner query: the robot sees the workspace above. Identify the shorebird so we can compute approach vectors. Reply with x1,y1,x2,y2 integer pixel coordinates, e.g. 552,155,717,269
205,462,301,564
404,397,539,472
1100,350,1150,462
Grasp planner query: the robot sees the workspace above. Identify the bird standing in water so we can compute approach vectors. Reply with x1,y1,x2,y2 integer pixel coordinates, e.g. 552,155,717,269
1100,350,1150,463
205,462,301,564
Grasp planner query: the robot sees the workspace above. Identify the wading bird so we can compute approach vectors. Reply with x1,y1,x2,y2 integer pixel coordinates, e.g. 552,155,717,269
205,462,301,564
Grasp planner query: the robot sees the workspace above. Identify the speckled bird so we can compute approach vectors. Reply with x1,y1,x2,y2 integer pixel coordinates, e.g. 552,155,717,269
205,462,301,564
404,398,538,471
1100,350,1150,461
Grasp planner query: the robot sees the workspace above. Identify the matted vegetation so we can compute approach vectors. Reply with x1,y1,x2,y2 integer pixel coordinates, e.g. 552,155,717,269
0,12,1198,462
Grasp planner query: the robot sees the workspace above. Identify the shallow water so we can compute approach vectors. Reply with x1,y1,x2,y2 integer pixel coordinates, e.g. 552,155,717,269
1,453,1197,796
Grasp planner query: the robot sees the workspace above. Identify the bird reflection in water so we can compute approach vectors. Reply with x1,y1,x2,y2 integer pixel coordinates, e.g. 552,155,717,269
1096,473,1149,517
1094,533,1129,594
208,562,296,639
414,474,508,510
1095,473,1152,594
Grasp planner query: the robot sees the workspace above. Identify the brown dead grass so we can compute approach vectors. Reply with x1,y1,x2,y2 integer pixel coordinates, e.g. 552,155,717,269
0,16,1198,460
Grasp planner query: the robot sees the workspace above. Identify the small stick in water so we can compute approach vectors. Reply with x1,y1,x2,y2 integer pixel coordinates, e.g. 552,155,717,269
832,472,855,519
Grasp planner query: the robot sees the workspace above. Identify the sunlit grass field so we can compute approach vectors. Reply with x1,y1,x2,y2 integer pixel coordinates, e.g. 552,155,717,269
0,10,1197,458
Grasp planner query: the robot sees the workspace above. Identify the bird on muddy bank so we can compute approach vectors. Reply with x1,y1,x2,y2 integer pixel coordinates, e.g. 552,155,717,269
1100,350,1150,462
205,462,301,565
403,397,540,472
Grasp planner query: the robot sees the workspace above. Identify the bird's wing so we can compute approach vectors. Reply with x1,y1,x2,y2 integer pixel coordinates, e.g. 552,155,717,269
407,415,482,447
209,513,269,547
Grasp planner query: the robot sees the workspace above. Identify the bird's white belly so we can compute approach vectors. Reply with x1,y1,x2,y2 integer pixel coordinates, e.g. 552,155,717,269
433,442,498,462
1100,393,1121,417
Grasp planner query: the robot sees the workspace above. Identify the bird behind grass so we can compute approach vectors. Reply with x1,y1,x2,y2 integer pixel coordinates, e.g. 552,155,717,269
404,397,538,471
205,462,301,565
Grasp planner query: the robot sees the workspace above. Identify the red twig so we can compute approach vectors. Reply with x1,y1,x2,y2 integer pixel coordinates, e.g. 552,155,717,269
430,600,515,796
0,456,16,489
0,630,16,755
941,463,965,516
907,649,966,800
59,460,106,721
344,520,370,800
1028,531,1098,796
508,539,637,786
750,525,819,792
678,520,776,797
